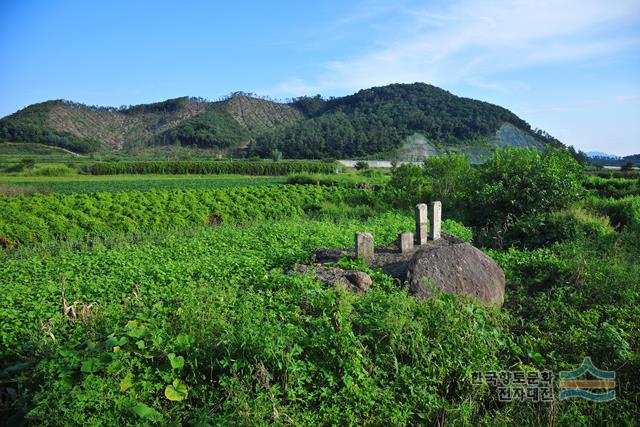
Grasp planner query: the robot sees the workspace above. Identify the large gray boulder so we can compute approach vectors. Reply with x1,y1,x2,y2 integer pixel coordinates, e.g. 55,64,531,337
405,243,505,307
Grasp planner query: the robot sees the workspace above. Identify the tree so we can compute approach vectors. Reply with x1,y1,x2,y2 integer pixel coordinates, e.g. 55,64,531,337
380,163,428,208
423,153,476,202
354,161,369,170
621,161,635,172
471,147,584,229
270,149,283,162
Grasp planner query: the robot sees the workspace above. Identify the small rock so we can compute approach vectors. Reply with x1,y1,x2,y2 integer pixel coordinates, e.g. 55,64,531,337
293,265,371,294
345,271,372,293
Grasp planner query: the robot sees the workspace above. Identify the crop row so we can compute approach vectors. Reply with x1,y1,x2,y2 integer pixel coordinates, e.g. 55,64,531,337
0,175,286,194
0,185,356,246
81,160,337,175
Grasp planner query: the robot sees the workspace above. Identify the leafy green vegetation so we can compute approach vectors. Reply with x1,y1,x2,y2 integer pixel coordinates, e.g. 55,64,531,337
81,160,337,175
584,175,640,199
1,147,638,424
378,148,585,248
0,174,285,194
0,185,357,245
1,216,504,425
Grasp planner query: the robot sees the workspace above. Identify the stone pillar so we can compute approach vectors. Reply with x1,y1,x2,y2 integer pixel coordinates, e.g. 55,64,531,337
399,232,414,253
415,203,428,245
355,232,374,262
429,201,442,240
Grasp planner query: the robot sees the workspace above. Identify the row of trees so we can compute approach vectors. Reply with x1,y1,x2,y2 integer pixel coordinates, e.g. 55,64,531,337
81,160,337,176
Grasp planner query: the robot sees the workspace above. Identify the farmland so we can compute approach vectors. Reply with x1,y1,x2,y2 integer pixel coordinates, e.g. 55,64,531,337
1,151,639,425
0,174,286,194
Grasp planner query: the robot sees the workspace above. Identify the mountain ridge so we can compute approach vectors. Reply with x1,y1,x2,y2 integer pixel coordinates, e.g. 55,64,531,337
0,83,586,162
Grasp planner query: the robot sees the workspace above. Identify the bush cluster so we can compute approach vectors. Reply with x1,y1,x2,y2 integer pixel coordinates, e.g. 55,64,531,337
380,148,585,248
81,160,337,176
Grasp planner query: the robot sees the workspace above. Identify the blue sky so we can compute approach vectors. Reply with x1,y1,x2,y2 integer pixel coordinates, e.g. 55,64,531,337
1,0,639,155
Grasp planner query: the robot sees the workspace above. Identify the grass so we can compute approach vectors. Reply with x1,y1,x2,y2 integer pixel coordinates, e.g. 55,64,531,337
1,162,639,424
287,170,389,188
3,207,638,424
0,174,287,193
1,215,508,425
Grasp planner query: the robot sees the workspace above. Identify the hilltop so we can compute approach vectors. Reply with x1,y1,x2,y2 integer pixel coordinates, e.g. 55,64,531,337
0,95,302,155
0,83,585,161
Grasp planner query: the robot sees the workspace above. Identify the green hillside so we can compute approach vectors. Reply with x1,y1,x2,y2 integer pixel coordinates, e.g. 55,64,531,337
0,83,585,161
248,83,584,161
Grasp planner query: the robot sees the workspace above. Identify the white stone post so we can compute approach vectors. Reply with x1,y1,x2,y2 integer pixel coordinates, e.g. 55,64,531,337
415,203,428,245
355,232,374,262
399,232,414,253
429,201,442,240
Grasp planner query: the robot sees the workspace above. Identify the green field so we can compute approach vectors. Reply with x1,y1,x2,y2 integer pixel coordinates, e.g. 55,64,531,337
1,150,639,425
0,174,286,194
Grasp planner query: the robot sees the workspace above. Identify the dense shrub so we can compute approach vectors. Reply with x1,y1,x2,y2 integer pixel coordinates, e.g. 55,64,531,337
353,160,369,170
81,160,336,176
471,148,584,227
30,164,77,177
502,207,614,248
380,149,583,230
379,163,428,208
585,195,640,230
583,176,639,198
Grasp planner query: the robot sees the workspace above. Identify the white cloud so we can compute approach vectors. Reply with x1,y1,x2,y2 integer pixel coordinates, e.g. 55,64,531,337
271,0,640,96
614,94,640,103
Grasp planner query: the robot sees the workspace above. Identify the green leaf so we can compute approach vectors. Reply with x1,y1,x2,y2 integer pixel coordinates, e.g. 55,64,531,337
131,402,162,421
120,372,134,392
527,350,546,364
80,358,102,373
175,333,194,350
168,353,185,370
127,327,148,338
165,379,188,401
125,320,148,338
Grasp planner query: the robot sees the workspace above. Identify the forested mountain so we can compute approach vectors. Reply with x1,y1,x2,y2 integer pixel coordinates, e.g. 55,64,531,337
0,83,585,161
251,83,542,159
